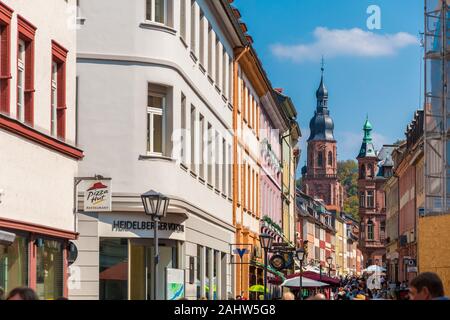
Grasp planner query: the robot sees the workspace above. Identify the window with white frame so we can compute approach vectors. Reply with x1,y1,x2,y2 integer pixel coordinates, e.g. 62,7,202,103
215,131,220,189
199,114,205,178
17,40,26,123
207,123,213,185
199,11,205,65
146,0,167,24
228,144,232,197
51,62,58,136
190,105,196,171
147,84,166,155
367,190,374,208
181,93,187,164
222,138,226,193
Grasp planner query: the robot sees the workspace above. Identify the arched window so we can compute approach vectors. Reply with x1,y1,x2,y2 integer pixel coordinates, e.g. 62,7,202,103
368,164,374,178
360,165,366,179
328,151,333,166
318,152,323,167
367,220,374,240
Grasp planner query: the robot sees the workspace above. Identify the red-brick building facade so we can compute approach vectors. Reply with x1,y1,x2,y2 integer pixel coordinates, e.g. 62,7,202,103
357,118,394,268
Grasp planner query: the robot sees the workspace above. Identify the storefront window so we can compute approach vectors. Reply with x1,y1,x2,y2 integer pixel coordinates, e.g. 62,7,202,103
36,239,63,300
100,238,128,300
0,234,28,293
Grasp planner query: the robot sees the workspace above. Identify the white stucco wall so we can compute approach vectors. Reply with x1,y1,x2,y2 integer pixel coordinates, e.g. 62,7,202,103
0,0,78,232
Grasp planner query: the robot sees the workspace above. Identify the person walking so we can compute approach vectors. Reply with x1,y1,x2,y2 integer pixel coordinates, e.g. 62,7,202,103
409,272,449,301
6,287,39,300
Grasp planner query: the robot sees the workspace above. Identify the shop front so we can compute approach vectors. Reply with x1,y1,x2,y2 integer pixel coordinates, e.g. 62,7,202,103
0,218,77,300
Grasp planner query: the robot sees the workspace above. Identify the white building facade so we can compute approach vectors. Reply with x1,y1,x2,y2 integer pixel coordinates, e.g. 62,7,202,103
71,0,243,300
0,0,82,299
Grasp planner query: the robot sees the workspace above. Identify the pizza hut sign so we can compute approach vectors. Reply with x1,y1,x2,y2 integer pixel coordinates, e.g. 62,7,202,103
84,180,112,212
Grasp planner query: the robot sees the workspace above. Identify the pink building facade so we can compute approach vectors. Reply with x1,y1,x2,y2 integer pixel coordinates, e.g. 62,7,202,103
259,106,282,227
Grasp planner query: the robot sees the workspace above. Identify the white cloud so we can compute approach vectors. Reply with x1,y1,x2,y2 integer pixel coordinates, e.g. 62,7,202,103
271,27,419,63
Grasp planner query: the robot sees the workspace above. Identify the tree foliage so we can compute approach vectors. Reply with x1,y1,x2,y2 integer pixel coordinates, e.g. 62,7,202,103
337,160,360,220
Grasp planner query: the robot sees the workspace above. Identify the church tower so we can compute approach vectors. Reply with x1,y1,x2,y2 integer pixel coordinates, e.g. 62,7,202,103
302,65,343,210
357,117,388,267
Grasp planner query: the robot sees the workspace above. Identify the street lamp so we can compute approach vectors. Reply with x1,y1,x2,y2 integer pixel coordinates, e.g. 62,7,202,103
259,233,273,301
296,248,305,300
326,256,333,277
141,190,170,300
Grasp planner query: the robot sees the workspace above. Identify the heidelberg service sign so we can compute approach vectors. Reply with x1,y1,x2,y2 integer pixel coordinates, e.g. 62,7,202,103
84,180,112,212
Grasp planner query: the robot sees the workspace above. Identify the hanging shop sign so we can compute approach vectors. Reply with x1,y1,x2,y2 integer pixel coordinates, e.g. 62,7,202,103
84,180,112,212
67,241,78,265
270,254,286,271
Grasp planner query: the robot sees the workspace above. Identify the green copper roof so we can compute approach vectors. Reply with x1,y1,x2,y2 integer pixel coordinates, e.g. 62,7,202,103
358,117,377,158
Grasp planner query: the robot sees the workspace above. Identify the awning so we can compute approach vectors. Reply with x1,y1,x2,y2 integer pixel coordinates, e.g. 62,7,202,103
287,271,340,286
281,276,329,288
0,230,16,246
100,262,128,281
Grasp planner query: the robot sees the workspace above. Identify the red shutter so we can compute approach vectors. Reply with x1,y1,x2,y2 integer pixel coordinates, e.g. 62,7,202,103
0,2,13,114
57,62,66,139
24,41,34,125
52,40,68,140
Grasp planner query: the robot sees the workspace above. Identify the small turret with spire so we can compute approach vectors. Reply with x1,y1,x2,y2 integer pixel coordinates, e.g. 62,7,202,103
358,116,377,158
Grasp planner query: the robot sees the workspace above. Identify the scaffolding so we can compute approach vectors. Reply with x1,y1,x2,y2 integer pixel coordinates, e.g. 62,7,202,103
424,0,450,215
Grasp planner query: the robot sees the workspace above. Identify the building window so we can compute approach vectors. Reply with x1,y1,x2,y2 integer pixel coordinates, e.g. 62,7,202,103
207,25,213,76
215,38,220,85
207,123,213,185
180,93,187,164
360,164,366,179
146,0,167,24
368,164,374,178
36,239,63,300
199,114,205,178
367,220,374,240
318,152,323,167
222,138,226,193
147,84,166,155
51,41,68,140
367,190,374,208
359,192,365,208
199,11,205,65
0,234,28,293
215,131,220,189
328,151,333,166
179,0,186,39
190,0,196,52
0,3,12,115
228,144,232,198
100,238,128,300
190,106,196,171
17,16,36,126
17,39,26,123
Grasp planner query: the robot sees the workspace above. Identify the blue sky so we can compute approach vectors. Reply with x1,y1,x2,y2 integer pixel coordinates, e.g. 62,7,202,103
233,0,424,167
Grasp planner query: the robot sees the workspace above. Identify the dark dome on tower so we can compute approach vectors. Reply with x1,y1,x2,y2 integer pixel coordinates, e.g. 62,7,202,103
308,66,335,142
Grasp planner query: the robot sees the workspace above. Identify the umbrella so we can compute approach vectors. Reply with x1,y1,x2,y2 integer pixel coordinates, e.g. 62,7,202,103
249,285,269,293
363,265,386,273
281,276,329,288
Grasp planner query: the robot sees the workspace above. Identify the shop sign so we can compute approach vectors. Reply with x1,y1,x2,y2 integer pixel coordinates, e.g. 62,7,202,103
166,268,185,300
112,220,184,233
270,254,286,271
84,180,112,212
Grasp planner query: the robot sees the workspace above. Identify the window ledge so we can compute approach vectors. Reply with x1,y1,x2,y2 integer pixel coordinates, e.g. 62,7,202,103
228,103,233,111
207,75,214,85
179,36,189,49
199,64,206,74
0,113,83,160
222,95,228,103
139,22,177,35
139,154,175,162
190,51,198,63
215,85,222,94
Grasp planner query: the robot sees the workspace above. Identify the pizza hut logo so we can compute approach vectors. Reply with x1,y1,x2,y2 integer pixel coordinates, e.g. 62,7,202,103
86,182,109,207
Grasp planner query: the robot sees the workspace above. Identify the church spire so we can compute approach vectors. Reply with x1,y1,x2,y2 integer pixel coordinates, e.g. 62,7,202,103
358,116,376,158
316,57,328,109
